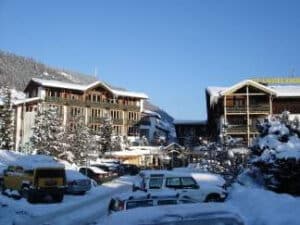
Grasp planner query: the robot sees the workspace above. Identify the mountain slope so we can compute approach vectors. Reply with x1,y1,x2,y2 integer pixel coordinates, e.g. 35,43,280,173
0,50,96,90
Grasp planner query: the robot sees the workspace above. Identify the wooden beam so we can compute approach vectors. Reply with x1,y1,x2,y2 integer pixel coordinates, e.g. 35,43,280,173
246,85,250,146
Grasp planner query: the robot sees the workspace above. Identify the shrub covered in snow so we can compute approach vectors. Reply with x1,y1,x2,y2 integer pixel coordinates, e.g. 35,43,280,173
250,112,300,195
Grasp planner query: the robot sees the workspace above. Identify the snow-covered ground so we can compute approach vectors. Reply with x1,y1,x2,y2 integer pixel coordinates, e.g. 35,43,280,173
227,184,300,225
96,183,300,225
0,176,136,225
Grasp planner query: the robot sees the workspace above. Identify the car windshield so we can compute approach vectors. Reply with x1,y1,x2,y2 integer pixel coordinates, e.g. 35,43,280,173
36,169,65,178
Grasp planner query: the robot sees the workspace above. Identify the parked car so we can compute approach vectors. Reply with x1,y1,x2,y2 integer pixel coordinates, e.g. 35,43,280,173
122,164,140,176
133,170,227,202
79,166,109,184
2,164,66,203
91,163,122,176
108,190,199,213
104,202,246,225
65,170,91,195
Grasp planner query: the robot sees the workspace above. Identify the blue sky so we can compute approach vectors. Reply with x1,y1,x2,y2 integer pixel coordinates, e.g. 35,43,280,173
1,0,300,120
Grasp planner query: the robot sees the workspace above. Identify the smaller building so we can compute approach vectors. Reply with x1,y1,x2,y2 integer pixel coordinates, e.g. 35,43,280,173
174,120,208,148
139,110,176,145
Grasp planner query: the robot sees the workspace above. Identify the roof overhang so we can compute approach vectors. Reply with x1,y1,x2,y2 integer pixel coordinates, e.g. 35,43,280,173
220,79,277,96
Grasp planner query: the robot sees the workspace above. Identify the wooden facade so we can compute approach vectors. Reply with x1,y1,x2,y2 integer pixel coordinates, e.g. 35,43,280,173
23,79,147,137
207,80,300,146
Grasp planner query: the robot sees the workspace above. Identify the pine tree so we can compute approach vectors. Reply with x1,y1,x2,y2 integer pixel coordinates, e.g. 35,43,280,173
98,117,113,154
0,86,15,150
67,116,92,165
31,104,65,157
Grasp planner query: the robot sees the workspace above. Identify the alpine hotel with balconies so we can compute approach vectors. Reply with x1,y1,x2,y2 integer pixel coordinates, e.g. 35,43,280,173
206,78,300,146
14,78,148,149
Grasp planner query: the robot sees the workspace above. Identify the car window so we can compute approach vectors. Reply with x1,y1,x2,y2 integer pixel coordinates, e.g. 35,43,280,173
181,177,197,188
157,199,178,205
179,199,195,204
166,177,181,188
149,177,164,189
126,200,154,209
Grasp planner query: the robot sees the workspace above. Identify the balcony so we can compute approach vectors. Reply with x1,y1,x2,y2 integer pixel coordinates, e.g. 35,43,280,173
44,96,140,111
249,104,270,114
226,104,270,114
112,118,124,125
226,125,258,134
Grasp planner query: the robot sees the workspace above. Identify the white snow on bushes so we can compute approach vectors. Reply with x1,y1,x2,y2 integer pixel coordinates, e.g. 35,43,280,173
255,120,300,161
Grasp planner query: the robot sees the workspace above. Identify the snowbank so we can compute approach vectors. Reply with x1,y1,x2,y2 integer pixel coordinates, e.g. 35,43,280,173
228,184,300,225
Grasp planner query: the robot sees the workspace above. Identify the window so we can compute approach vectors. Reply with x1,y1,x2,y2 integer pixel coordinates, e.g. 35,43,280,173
181,177,198,189
126,200,154,210
157,199,177,205
149,177,164,189
165,177,181,188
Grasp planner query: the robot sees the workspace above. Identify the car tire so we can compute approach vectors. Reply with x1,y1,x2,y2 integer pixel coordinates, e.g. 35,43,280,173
52,191,64,202
204,194,222,202
20,185,29,199
27,191,37,204
1,184,7,196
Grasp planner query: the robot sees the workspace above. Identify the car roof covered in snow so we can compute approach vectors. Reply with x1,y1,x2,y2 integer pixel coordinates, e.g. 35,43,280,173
0,150,64,170
66,169,90,181
80,166,108,174
103,203,244,225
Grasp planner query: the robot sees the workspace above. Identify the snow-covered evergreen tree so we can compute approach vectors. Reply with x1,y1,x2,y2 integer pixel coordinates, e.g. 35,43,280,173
31,104,65,157
0,86,15,150
111,136,122,151
66,116,92,165
249,112,300,194
98,117,113,154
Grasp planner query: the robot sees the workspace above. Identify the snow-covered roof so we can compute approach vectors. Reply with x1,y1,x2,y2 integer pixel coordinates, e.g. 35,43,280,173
269,85,300,97
143,110,161,119
29,78,148,99
13,97,42,105
206,80,300,106
221,80,277,96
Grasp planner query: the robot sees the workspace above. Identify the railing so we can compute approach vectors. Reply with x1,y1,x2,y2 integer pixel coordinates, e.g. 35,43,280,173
45,96,140,111
226,104,270,114
89,117,124,125
127,119,139,126
249,104,270,113
226,125,258,133
226,106,246,113
112,118,124,125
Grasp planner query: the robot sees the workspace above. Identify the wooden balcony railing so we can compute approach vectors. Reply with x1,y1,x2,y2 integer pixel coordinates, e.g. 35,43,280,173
226,104,270,114
45,96,140,111
226,125,258,133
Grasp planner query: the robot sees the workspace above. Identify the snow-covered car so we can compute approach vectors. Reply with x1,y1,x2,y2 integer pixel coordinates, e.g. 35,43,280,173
65,169,91,195
133,170,227,202
122,164,140,176
108,190,199,213
103,202,246,225
79,166,109,184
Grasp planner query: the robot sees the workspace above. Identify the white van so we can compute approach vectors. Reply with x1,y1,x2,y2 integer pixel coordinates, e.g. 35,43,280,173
133,170,227,202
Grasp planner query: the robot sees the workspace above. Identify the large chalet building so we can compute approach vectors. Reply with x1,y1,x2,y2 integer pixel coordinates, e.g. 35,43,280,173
206,78,300,146
13,78,148,150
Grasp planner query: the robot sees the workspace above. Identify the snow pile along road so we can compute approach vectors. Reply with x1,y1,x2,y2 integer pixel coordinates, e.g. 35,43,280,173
228,184,300,225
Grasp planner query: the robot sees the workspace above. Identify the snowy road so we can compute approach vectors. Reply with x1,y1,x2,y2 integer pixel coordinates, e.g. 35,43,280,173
8,176,135,225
